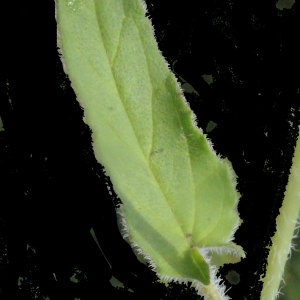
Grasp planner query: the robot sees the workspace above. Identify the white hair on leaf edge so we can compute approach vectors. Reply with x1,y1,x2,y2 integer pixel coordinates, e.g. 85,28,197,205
158,261,231,300
117,203,232,299
203,244,246,259
116,204,158,271
226,218,243,244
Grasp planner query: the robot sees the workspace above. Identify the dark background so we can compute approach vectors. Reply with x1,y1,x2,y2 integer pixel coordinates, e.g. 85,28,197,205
1,0,300,299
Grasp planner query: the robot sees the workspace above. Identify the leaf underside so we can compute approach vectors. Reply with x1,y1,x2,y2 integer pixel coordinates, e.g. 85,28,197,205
55,0,244,287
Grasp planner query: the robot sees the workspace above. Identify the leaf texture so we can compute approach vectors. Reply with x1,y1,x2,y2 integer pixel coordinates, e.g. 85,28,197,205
55,0,245,294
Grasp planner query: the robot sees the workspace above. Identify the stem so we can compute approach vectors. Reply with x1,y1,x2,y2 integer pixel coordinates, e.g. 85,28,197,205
261,125,300,300
202,284,223,300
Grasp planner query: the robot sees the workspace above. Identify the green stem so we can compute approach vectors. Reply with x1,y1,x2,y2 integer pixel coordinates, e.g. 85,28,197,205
261,125,300,299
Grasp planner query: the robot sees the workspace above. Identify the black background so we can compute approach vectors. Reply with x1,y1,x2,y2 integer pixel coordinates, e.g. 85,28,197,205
1,0,300,299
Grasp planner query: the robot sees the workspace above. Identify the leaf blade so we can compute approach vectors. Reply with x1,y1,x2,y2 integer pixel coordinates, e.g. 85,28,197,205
55,0,245,293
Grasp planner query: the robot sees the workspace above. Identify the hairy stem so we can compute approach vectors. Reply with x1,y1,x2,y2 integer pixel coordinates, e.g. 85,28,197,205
261,125,300,299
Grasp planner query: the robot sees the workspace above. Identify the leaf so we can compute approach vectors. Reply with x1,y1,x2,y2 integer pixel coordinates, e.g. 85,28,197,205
55,0,245,298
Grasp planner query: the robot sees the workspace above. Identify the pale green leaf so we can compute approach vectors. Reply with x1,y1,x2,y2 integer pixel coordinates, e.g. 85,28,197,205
55,0,245,298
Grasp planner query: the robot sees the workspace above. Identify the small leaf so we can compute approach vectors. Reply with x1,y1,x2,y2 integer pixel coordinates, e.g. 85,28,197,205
55,0,245,298
190,247,210,285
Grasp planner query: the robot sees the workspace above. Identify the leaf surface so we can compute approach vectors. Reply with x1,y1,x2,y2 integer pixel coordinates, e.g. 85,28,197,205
55,0,245,292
